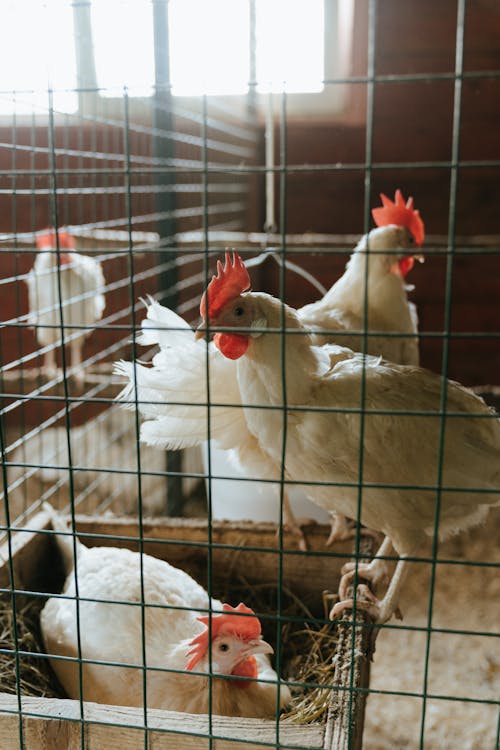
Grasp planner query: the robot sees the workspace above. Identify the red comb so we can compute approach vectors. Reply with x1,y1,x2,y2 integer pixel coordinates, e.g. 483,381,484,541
36,228,76,250
199,251,251,321
371,189,425,246
186,603,261,671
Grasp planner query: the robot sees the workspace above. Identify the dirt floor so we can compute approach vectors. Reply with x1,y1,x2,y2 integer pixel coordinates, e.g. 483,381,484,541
363,514,500,750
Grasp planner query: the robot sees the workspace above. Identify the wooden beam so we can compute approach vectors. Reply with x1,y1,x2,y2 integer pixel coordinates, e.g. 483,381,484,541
70,514,356,601
323,536,376,750
0,693,324,750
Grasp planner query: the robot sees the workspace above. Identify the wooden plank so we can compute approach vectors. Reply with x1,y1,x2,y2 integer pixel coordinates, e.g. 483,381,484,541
0,510,53,593
70,514,355,601
0,693,324,750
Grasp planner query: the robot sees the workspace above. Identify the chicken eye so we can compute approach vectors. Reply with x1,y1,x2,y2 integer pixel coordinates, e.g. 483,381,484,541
405,230,415,246
218,642,230,652
234,306,244,317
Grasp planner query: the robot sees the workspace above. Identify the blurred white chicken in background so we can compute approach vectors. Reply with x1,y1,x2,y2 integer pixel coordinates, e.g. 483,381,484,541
26,228,105,384
41,505,289,717
115,191,425,550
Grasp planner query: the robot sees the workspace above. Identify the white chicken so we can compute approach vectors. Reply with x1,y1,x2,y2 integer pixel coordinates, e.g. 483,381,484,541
41,505,289,717
299,190,425,541
26,228,105,383
115,191,426,549
299,189,425,365
180,251,499,624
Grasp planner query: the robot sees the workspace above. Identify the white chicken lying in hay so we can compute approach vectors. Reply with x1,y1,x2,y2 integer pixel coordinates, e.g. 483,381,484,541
115,191,426,549
181,251,499,623
41,505,289,717
26,228,105,384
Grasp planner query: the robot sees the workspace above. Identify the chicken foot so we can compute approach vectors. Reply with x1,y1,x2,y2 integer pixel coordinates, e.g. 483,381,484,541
331,539,413,624
337,535,393,597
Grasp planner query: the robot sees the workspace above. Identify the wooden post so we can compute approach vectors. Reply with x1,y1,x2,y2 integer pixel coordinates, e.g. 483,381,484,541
323,535,376,750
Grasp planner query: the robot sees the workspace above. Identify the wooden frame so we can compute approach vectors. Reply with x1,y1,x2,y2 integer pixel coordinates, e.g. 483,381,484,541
0,511,376,749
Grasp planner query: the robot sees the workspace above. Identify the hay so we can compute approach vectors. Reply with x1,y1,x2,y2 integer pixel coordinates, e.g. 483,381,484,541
0,596,62,698
221,574,338,724
0,575,338,725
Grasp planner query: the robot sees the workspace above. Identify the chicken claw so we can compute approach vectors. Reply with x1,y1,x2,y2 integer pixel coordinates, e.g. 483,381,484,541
330,584,403,624
338,557,390,600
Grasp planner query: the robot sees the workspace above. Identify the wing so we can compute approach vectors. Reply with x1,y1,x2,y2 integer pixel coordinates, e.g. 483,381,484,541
115,300,248,450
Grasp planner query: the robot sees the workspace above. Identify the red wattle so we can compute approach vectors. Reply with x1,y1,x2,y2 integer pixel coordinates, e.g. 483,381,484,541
231,656,258,689
214,333,249,360
398,256,415,277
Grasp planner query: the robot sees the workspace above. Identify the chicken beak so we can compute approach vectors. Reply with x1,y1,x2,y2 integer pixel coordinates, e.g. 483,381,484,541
241,638,274,657
414,254,425,264
194,323,207,341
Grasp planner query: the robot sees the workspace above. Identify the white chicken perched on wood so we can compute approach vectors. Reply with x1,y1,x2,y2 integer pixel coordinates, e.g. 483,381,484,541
180,251,498,624
41,505,289,717
26,228,105,383
299,190,425,541
115,191,426,549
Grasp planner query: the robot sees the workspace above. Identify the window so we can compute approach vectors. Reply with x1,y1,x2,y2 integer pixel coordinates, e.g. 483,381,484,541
0,0,77,115
92,0,324,97
0,0,350,116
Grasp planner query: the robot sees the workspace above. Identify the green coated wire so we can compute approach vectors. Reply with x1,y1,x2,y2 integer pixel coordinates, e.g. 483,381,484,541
274,85,289,748
47,86,86,750
419,0,467,746
201,91,215,749
1,8,499,749
344,0,379,744
122,86,150,749
0,403,24,748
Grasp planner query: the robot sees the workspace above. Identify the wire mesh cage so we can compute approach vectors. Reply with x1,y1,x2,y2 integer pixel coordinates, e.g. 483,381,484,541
1,1,499,749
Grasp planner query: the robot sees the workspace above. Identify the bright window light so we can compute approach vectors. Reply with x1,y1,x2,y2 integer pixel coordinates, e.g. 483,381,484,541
168,0,324,96
0,0,77,115
168,0,250,96
256,0,324,93
96,0,324,98
0,0,325,113
92,0,155,96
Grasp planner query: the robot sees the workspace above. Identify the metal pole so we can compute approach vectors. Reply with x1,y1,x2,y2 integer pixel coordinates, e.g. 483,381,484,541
152,0,183,515
71,0,98,110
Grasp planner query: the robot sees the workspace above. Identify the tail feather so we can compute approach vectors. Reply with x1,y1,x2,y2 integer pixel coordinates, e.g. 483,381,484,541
114,301,247,451
138,297,194,349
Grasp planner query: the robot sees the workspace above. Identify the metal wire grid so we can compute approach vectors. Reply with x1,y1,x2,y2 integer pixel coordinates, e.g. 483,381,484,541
0,88,255,528
0,0,499,749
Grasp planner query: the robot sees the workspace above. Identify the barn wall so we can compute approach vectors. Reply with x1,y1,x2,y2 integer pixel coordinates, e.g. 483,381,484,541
1,0,498,406
257,0,500,384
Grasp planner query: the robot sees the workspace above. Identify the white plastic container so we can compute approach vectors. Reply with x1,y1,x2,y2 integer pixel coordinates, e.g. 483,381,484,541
203,441,330,523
